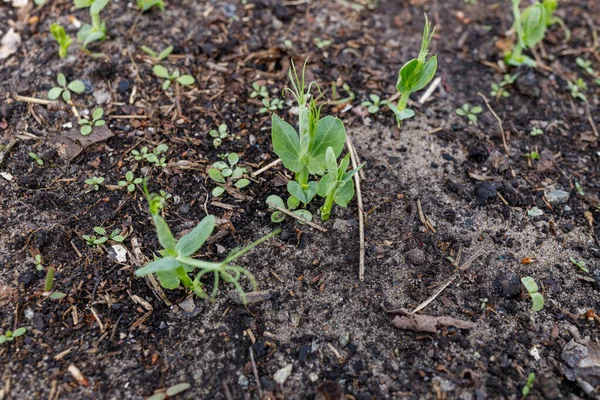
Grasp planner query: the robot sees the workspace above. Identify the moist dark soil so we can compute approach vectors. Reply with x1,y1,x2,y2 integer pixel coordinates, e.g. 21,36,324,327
1,0,600,399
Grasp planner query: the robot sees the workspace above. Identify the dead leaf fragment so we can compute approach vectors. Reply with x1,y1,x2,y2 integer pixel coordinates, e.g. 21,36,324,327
0,28,21,59
386,308,476,333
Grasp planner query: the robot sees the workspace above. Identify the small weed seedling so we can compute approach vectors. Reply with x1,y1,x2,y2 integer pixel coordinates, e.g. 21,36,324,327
530,127,543,136
569,257,588,273
567,78,587,102
249,82,268,99
0,327,26,345
135,186,281,301
521,276,544,311
85,176,105,191
209,153,250,197
260,97,284,114
47,73,85,103
29,152,44,166
490,74,517,99
132,144,168,167
392,15,437,126
137,0,165,12
455,103,482,124
44,267,66,299
575,182,585,196
314,38,332,50
50,23,72,58
316,147,364,221
209,123,240,148
141,44,173,63
34,254,43,271
82,226,125,246
522,372,535,396
361,94,389,114
118,171,143,192
75,0,109,47
272,60,346,206
266,195,312,223
330,82,355,105
153,65,195,90
79,108,105,136
576,57,595,75
524,151,540,163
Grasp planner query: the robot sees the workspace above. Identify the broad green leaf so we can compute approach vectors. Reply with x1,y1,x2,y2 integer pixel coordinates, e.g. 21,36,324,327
272,114,303,173
176,215,215,256
455,108,466,116
212,161,228,170
47,87,63,100
369,94,380,103
471,106,483,114
522,4,547,47
368,105,378,114
135,257,179,276
293,209,312,223
266,195,285,209
76,24,93,42
396,58,419,94
411,56,437,92
57,73,66,86
521,276,539,293
162,80,171,90
81,125,92,136
317,173,336,198
325,147,337,175
0,336,6,344
83,30,105,46
287,196,300,210
307,116,346,174
94,119,106,126
13,327,26,337
92,107,104,120
156,270,180,289
222,168,232,177
389,107,415,125
271,211,285,223
90,0,110,14
287,181,318,205
68,80,86,94
235,179,250,189
208,168,225,183
212,186,225,197
177,75,195,86
231,167,244,179
94,227,106,235
334,179,355,207
153,214,176,251
228,153,239,166
74,0,93,8
153,65,170,79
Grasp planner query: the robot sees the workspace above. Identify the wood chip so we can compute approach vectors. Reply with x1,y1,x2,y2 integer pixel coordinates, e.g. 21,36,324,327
386,308,476,333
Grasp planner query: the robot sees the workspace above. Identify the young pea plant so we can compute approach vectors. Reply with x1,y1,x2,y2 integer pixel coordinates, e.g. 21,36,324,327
266,195,312,223
455,103,482,124
75,0,109,47
391,15,437,126
50,23,72,58
118,171,143,192
85,176,105,191
567,78,587,102
317,147,364,221
272,60,346,206
135,185,281,302
29,152,44,166
208,153,250,197
79,108,105,136
137,0,165,12
0,328,27,345
48,73,85,103
44,267,66,299
521,276,544,311
141,45,173,63
82,226,124,246
361,94,389,114
153,65,195,90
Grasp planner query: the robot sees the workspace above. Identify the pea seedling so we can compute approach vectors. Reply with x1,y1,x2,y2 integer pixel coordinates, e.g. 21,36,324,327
50,23,72,58
153,65,195,90
0,328,26,345
455,103,482,124
79,108,105,136
44,267,66,299
118,171,143,192
85,176,105,191
209,153,250,197
266,195,312,223
29,152,44,166
567,79,587,102
135,185,281,302
137,0,164,12
47,73,85,103
361,94,389,114
522,372,535,396
141,45,173,63
82,226,124,246
569,257,588,273
392,16,437,126
75,0,109,47
34,254,43,271
316,147,364,221
521,276,544,311
272,60,346,205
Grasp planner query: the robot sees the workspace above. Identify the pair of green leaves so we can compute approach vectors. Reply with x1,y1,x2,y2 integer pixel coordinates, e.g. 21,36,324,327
153,65,195,90
0,328,26,344
48,73,85,103
521,276,544,312
208,153,250,197
79,108,105,135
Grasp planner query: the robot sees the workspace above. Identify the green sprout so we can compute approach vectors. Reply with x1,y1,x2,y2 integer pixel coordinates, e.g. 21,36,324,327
34,254,43,271
530,127,543,136
567,78,587,102
330,82,355,105
208,153,250,197
272,60,346,206
392,15,437,126
137,0,165,12
361,94,389,114
29,152,44,166
0,327,27,345
85,176,105,191
249,82,268,99
522,372,535,396
44,267,66,299
50,23,72,58
118,171,143,192
524,151,540,161
74,0,109,47
135,185,281,302
209,124,229,147
141,45,173,63
260,97,284,114
79,108,105,136
266,195,312,223
316,147,364,221
455,103,482,124
521,276,544,311
82,226,124,246
490,74,517,99
576,57,594,75
47,73,85,103
314,38,332,50
153,65,195,90
575,182,585,196
131,144,168,167
569,257,588,273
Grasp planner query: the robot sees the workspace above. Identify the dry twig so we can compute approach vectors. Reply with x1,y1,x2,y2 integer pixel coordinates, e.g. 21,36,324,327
346,136,366,281
477,92,509,156
267,202,327,232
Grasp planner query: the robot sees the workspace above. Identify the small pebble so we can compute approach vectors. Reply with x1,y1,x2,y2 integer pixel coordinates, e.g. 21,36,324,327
406,248,426,266
273,364,292,385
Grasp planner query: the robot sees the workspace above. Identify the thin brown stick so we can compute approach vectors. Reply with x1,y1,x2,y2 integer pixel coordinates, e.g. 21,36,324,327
107,115,148,119
0,138,17,168
477,92,509,156
417,199,436,233
267,202,327,232
251,158,282,177
249,347,263,398
417,76,442,104
346,136,365,281
586,103,598,137
13,94,54,106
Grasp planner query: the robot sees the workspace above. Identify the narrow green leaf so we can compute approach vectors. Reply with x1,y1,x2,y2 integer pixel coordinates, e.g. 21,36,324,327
176,215,215,257
135,257,180,276
12,327,26,337
166,383,191,396
234,179,250,189
153,214,176,251
57,73,66,86
157,45,173,60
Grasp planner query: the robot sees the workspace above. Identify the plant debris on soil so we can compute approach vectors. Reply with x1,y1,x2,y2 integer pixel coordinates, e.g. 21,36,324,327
1,0,600,399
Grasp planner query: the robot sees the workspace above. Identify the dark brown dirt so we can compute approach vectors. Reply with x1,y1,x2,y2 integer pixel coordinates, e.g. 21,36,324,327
1,0,599,399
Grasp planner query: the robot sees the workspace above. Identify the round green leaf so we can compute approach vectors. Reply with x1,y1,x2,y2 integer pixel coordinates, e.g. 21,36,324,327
293,209,313,223
287,196,300,210
222,168,232,177
271,211,285,223
266,195,285,209
177,75,195,86
68,80,86,94
81,125,92,136
234,179,250,189
212,186,225,197
47,87,63,100
227,153,239,166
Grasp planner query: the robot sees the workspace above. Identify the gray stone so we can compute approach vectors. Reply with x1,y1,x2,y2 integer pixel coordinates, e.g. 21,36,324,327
406,248,426,266
546,189,570,205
